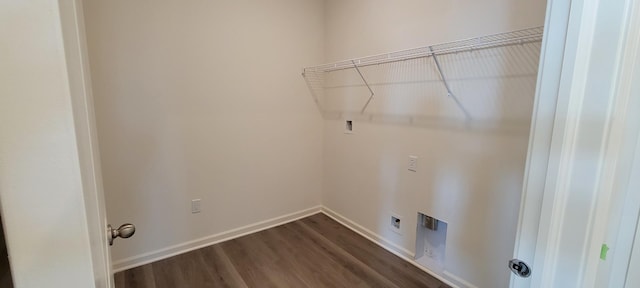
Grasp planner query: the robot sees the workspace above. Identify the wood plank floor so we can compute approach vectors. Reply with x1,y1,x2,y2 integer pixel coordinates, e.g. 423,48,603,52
115,213,450,288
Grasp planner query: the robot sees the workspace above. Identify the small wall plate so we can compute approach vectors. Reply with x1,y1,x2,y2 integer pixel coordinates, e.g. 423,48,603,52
344,120,353,134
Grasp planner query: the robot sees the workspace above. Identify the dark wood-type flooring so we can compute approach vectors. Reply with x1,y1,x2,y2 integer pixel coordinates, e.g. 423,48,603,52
115,213,450,288
0,217,13,288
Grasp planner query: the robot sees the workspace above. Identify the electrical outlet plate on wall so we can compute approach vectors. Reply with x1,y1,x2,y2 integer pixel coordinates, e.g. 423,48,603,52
390,213,402,234
408,155,418,172
344,120,353,134
191,199,201,213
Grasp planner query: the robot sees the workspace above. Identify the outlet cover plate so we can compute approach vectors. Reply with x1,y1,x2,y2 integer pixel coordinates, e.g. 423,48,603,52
408,156,418,172
191,199,201,213
344,120,354,134
390,213,402,235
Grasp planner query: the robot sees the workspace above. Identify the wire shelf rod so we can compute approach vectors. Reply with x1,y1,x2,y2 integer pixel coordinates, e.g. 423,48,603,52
303,27,543,73
308,37,541,73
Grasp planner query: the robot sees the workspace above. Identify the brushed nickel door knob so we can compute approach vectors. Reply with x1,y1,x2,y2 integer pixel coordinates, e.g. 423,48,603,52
108,223,135,246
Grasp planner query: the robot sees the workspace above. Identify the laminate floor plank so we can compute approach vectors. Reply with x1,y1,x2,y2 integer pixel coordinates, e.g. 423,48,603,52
281,222,396,288
260,227,353,287
151,255,189,288
268,224,375,288
243,229,329,287
112,265,150,288
114,270,126,288
198,245,248,288
174,250,220,287
221,233,309,287
217,237,279,288
120,265,156,288
117,213,450,288
300,214,447,288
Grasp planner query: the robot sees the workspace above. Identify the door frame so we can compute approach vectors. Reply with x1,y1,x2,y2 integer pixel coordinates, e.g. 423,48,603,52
58,0,113,287
510,0,572,286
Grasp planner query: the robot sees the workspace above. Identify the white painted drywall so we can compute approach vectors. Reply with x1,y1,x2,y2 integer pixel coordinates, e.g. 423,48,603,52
322,1,546,287
0,1,97,287
82,0,325,263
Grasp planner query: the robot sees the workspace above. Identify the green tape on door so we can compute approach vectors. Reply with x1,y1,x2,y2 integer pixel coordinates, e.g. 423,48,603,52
600,244,609,260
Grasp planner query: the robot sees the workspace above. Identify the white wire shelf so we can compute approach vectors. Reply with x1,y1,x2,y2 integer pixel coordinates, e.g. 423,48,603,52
303,27,544,73
301,27,544,120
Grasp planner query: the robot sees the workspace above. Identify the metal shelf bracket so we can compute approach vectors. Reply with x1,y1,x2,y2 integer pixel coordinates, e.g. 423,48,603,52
428,46,472,120
351,60,375,114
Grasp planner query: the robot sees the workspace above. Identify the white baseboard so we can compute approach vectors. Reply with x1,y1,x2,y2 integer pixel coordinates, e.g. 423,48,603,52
112,205,322,272
320,206,477,288
320,206,416,259
443,270,480,288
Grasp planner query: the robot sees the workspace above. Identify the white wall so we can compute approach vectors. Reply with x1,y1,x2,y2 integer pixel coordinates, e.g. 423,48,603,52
82,0,325,264
322,1,546,287
0,1,97,287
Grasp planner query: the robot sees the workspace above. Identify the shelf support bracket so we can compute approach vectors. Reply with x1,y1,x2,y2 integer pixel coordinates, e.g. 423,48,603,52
301,68,321,109
429,47,471,119
352,60,375,114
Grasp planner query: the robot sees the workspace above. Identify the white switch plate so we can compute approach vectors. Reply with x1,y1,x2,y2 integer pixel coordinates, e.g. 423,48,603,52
408,156,418,172
191,199,201,213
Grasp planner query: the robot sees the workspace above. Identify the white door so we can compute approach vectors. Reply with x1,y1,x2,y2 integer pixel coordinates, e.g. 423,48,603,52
512,0,640,287
0,0,126,287
626,217,640,287
508,0,572,285
624,133,640,288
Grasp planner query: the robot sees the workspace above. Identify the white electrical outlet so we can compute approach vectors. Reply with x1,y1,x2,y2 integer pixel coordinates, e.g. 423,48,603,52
408,155,418,172
191,199,201,213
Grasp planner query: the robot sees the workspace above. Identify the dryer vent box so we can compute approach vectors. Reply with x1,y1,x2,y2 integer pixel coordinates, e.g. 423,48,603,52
415,212,447,273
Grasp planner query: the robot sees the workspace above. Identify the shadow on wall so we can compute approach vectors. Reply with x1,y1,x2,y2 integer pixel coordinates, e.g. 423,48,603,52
303,38,542,136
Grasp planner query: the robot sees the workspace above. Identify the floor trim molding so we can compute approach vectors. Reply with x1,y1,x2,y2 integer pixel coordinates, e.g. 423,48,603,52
112,205,322,272
319,207,415,259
